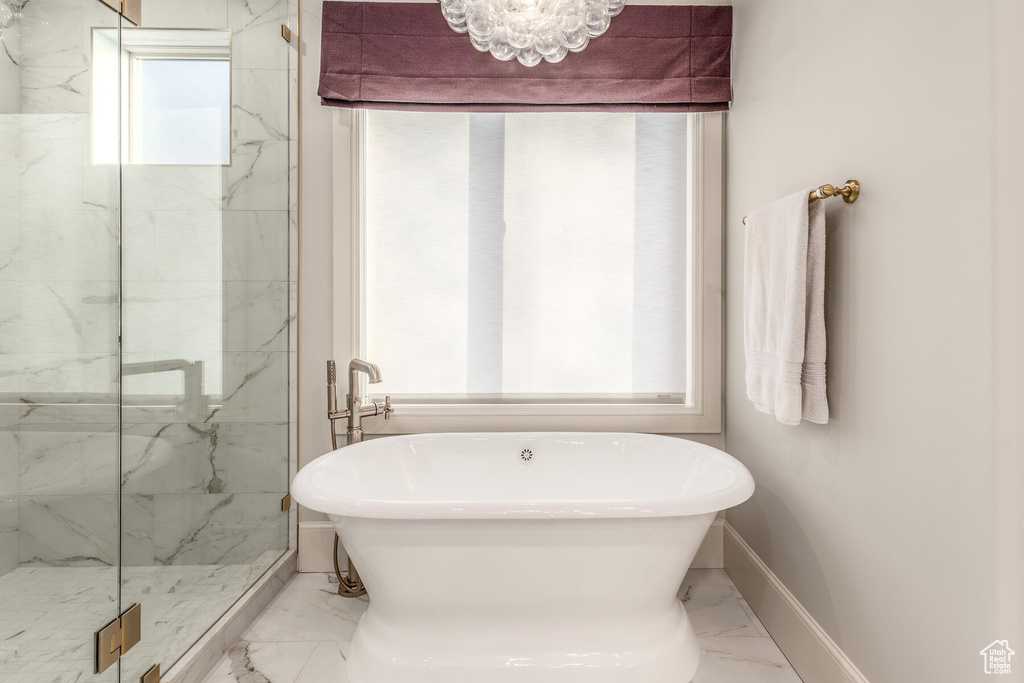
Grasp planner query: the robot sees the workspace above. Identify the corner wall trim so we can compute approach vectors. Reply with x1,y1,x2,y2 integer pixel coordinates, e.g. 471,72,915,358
723,522,870,683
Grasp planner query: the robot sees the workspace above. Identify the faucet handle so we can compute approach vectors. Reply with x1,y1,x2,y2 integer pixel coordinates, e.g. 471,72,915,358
383,395,394,420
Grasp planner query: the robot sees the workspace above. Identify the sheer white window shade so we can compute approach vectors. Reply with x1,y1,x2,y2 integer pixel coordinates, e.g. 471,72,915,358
362,111,690,404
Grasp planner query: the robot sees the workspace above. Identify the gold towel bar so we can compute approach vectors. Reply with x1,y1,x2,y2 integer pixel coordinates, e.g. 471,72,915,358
809,179,860,203
743,180,860,225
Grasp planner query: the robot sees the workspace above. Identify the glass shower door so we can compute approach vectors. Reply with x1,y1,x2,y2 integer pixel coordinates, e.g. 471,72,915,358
0,1,123,681
116,2,293,679
0,0,293,678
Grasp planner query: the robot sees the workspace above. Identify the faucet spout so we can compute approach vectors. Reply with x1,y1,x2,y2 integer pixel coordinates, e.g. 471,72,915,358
343,358,390,444
349,358,382,384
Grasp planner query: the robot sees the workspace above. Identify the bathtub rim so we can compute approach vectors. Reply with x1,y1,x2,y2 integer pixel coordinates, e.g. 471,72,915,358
292,432,754,520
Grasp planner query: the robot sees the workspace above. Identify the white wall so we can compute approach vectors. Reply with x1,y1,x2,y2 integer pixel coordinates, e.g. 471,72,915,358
296,8,1024,679
297,0,337,506
722,2,1023,682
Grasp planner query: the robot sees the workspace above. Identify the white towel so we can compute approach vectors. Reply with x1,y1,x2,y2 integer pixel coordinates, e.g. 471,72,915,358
744,188,829,425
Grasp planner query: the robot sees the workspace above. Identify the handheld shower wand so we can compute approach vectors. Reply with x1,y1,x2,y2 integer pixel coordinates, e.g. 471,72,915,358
327,361,339,448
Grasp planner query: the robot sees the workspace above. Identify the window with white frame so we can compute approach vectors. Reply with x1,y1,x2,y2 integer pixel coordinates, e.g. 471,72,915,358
340,110,722,433
91,28,231,166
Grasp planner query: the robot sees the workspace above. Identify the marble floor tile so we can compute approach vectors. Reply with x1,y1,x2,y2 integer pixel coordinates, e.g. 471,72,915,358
0,551,282,681
242,573,367,643
682,583,764,638
202,642,318,683
738,597,771,638
681,568,737,587
694,637,805,683
294,641,351,683
203,569,803,683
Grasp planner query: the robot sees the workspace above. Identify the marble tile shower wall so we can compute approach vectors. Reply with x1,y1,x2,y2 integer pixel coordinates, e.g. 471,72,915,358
0,0,296,571
0,1,19,576
0,0,122,574
121,0,294,567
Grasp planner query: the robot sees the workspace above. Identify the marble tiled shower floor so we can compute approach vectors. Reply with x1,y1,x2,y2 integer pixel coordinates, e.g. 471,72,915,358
0,552,279,683
203,569,804,683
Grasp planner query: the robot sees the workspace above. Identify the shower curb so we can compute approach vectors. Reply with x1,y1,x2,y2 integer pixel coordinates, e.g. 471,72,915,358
163,549,298,683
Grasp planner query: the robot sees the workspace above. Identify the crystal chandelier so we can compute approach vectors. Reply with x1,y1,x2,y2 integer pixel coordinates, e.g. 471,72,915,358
440,0,625,67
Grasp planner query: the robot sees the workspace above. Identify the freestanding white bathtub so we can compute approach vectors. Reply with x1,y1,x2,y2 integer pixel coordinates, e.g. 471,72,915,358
292,433,754,683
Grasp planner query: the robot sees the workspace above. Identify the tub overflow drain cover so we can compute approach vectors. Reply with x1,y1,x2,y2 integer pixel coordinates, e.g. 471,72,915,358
520,448,534,462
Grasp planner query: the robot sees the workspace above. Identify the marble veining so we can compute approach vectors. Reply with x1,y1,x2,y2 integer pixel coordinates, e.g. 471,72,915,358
0,498,17,576
229,0,289,71
18,1,84,69
201,570,803,683
150,492,287,567
224,139,290,210
0,551,282,683
11,413,288,565
233,68,288,141
223,210,290,282
121,421,288,494
0,0,297,677
0,2,24,70
19,494,118,566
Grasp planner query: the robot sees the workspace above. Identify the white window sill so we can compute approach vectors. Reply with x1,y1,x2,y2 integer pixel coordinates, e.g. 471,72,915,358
363,403,722,435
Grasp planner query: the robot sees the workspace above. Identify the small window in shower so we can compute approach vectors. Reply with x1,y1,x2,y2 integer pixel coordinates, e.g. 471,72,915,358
131,57,230,165
91,28,231,165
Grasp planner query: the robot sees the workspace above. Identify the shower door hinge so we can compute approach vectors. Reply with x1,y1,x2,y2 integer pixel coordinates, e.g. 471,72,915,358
141,664,161,683
121,0,142,25
99,0,141,25
95,603,142,674
281,494,292,512
281,24,292,43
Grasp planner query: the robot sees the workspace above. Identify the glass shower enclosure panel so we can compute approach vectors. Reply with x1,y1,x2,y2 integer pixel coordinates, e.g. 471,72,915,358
117,1,292,679
0,2,123,682
1,0,293,680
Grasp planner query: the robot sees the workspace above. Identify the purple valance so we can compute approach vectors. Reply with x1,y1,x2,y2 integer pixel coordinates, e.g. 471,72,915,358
319,2,732,112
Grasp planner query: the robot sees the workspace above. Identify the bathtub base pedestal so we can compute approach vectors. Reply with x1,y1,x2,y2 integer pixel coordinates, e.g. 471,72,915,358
345,603,701,683
333,513,722,683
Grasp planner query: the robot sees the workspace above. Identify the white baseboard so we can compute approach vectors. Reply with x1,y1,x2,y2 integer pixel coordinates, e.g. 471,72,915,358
298,521,343,573
299,517,725,572
723,522,870,683
691,517,724,569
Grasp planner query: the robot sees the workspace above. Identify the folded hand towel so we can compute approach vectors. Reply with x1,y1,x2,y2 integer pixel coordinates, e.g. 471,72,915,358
744,188,829,425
